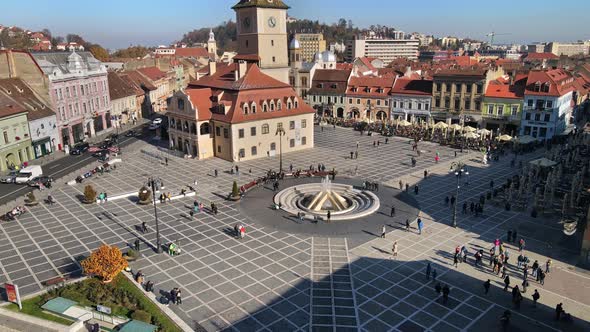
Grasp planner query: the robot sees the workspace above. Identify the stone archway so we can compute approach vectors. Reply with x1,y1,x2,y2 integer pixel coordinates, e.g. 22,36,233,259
376,111,387,121
337,107,344,118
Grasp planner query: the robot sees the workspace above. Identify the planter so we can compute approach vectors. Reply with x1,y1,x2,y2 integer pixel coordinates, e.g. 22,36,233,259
228,195,241,202
24,200,39,206
137,199,151,205
82,199,96,204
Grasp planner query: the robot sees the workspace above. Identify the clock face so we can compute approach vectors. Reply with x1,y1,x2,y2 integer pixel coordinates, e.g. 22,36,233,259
268,16,277,28
243,17,251,29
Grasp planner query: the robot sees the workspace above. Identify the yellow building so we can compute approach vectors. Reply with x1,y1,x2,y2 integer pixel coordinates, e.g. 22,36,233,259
293,33,326,62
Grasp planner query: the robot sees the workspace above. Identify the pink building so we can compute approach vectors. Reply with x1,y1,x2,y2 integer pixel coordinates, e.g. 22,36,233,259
33,51,110,149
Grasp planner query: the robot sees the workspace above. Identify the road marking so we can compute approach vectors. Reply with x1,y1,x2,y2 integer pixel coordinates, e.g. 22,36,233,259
0,185,28,200
47,155,95,177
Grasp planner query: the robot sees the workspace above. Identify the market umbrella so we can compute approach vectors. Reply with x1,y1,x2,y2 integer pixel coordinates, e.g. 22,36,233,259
516,135,536,144
399,120,412,127
497,134,513,142
449,124,462,131
529,158,558,167
479,129,492,135
463,125,477,132
463,132,479,139
434,121,448,129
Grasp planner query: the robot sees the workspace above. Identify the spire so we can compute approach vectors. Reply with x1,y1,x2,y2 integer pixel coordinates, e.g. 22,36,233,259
209,28,215,42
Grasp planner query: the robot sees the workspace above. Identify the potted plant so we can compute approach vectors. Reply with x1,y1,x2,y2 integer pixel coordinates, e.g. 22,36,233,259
83,185,97,204
24,192,38,206
229,181,241,201
137,186,152,205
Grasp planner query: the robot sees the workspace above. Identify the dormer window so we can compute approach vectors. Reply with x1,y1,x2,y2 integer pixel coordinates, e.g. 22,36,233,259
244,104,249,114
294,100,299,108
277,100,282,110
287,101,292,109
331,84,337,89
377,88,383,93
534,82,541,92
352,87,358,92
263,103,268,112
365,87,371,93
251,102,257,114
270,101,275,111
317,83,324,88
542,83,550,93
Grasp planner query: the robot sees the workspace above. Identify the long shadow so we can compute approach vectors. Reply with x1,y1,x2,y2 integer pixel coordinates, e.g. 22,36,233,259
217,256,589,332
96,211,157,253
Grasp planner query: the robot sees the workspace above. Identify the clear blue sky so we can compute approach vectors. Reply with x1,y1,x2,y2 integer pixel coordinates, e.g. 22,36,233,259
1,0,588,49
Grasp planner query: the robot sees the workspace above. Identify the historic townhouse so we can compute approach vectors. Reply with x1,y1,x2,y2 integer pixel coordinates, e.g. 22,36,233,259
390,76,433,122
520,69,574,139
482,74,526,135
307,69,351,118
33,51,110,149
345,75,394,122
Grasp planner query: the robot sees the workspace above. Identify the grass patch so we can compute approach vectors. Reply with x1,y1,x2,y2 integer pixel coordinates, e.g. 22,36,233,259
5,274,181,332
5,296,73,326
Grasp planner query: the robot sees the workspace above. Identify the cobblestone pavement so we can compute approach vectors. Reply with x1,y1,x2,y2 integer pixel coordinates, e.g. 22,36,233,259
0,125,588,332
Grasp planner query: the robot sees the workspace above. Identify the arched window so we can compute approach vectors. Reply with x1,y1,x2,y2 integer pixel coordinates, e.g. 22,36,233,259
177,98,185,110
200,122,210,135
287,98,292,109
244,104,249,114
263,104,268,112
183,121,189,132
251,146,257,156
270,100,275,111
251,102,257,113
277,100,282,110
294,99,299,108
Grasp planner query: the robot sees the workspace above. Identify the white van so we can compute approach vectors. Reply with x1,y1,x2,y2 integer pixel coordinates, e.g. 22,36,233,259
15,165,43,184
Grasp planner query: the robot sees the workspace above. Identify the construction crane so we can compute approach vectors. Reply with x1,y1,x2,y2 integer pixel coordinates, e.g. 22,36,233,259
486,32,511,46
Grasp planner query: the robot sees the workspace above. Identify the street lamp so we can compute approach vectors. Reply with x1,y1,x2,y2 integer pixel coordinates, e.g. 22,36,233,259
276,126,285,173
148,177,162,253
450,161,469,228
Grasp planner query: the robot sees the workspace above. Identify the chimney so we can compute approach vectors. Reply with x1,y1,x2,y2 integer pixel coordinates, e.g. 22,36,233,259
238,60,247,79
208,60,216,76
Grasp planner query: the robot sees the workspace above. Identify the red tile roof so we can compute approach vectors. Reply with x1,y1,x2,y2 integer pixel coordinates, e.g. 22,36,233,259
346,76,394,97
0,93,28,118
233,54,261,62
525,69,574,96
185,88,213,120
190,63,289,91
523,52,559,60
108,72,138,100
137,67,167,81
174,47,209,58
391,77,433,96
309,69,351,95
0,78,54,120
125,71,157,91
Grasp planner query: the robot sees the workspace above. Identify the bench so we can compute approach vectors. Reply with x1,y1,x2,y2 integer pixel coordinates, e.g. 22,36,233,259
43,277,66,287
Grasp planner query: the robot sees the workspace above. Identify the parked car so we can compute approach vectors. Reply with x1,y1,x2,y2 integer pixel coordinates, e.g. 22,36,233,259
92,149,110,159
98,140,116,150
0,171,18,184
124,130,138,137
152,118,162,125
106,133,119,143
148,123,161,130
70,142,90,155
15,165,43,184
27,176,54,188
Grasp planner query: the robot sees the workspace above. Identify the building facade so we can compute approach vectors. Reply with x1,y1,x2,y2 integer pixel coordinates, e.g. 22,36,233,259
345,35,419,63
136,67,171,114
33,51,110,149
390,77,433,122
307,69,351,118
482,75,525,135
0,98,33,171
293,33,326,62
107,72,139,127
345,76,394,122
520,69,574,139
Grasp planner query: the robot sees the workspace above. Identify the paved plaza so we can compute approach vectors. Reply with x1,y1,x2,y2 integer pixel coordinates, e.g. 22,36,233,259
0,125,589,331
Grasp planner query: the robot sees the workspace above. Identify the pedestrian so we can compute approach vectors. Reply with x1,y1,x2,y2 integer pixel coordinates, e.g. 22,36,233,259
390,206,395,217
523,265,529,280
462,202,467,214
512,286,522,309
176,288,182,305
104,192,108,202
512,230,517,243
165,157,168,166
350,151,354,159
417,218,423,234
424,170,428,178
141,221,148,233
445,196,449,206
411,157,416,167
555,303,563,320
522,279,529,293
355,151,358,159
381,225,386,238
483,279,491,294
392,241,398,259
399,180,403,190
170,288,177,305
134,239,140,252
503,275,510,291
538,270,545,285
214,169,218,177
405,219,410,232
373,141,376,147
453,253,459,267
326,210,331,223
414,185,419,195
167,192,171,202
435,282,442,295
450,195,456,206
470,201,475,213
518,238,525,252
532,260,539,279
442,284,450,304
532,290,540,307
432,269,437,281
517,253,523,268
405,183,409,192
426,262,431,280
545,259,552,273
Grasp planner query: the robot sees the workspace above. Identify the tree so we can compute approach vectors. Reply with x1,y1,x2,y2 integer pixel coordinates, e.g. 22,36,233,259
66,33,85,45
232,181,239,197
51,36,64,48
84,184,97,203
88,44,109,61
41,28,52,38
81,244,128,282
112,46,151,59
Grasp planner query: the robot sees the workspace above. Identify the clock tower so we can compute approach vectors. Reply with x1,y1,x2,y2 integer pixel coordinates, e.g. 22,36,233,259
233,0,290,84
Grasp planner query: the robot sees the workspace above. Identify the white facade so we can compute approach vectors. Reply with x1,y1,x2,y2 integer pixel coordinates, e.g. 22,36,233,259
29,114,59,158
110,95,136,127
390,95,432,121
520,92,573,139
345,37,419,62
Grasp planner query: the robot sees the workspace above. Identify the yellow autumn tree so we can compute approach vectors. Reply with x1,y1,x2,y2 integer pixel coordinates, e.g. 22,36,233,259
81,245,128,282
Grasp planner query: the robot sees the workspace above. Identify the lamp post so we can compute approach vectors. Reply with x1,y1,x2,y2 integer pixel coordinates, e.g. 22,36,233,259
148,177,162,253
276,126,285,173
450,161,469,228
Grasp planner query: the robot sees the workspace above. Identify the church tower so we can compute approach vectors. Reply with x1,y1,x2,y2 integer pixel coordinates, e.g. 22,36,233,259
207,28,217,60
232,0,290,84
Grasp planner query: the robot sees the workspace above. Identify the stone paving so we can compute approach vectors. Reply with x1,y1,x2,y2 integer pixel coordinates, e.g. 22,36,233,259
0,125,588,332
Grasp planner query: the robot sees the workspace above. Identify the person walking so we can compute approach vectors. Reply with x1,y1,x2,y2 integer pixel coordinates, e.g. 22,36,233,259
405,183,409,192
399,180,403,190
503,275,510,291
545,259,552,273
538,270,545,285
414,185,419,195
405,219,410,232
483,279,491,294
521,279,529,293
462,202,467,214
424,170,428,179
517,253,524,268
390,205,395,217
501,265,508,278
134,239,140,252
442,284,450,304
445,196,450,206
165,157,168,166
532,260,539,279
327,211,331,223
518,238,525,252
176,288,182,305
453,253,459,268
381,225,386,238
435,282,442,295
141,222,148,233
532,290,540,307
392,241,398,259
426,262,432,280
417,218,423,235
432,269,437,281
555,303,564,321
